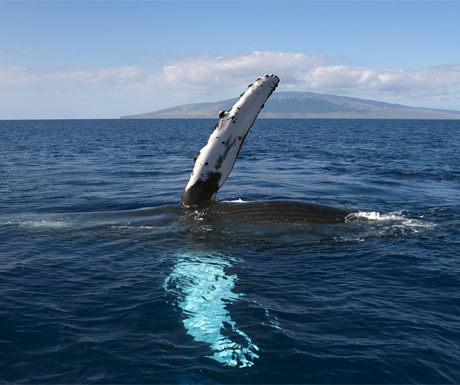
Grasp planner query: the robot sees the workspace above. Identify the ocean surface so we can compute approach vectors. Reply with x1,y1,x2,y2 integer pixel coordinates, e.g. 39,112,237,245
1,118,460,384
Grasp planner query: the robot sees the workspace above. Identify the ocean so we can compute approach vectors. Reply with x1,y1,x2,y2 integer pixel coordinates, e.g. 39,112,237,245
1,118,459,384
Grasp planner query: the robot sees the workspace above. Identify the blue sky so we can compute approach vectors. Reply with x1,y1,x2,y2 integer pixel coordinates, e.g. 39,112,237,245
1,0,459,119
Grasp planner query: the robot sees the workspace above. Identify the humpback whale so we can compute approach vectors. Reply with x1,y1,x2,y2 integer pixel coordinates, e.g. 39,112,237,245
181,74,356,224
169,77,356,366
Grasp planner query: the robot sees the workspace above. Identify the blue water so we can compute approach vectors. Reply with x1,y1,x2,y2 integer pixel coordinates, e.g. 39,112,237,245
1,119,460,384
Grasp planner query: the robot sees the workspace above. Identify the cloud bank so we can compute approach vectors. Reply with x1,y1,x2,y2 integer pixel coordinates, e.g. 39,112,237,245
2,51,460,117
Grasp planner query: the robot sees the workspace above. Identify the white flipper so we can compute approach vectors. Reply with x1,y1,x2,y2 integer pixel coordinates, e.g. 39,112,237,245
181,74,279,206
164,252,260,367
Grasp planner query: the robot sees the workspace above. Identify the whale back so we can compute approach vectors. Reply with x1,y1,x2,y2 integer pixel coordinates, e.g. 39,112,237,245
215,201,355,225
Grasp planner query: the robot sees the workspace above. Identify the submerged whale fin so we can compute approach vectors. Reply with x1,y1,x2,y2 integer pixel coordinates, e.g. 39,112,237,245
181,74,279,206
164,252,260,367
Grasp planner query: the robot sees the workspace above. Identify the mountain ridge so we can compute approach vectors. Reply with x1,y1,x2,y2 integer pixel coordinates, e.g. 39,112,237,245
120,91,460,119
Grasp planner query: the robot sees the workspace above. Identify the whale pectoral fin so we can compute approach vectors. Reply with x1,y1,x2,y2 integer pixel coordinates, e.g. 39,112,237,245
181,75,279,207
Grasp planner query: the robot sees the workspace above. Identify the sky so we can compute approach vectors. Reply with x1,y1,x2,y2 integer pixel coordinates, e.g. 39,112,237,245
1,0,460,119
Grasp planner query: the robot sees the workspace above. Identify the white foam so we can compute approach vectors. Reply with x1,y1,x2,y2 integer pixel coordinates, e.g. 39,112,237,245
222,198,250,203
20,219,68,229
110,225,159,230
348,210,435,234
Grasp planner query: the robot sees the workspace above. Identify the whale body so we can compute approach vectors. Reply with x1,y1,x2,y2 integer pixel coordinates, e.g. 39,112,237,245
214,200,353,225
181,74,356,224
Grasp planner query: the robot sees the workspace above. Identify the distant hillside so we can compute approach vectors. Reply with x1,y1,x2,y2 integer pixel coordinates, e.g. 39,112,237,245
120,91,460,119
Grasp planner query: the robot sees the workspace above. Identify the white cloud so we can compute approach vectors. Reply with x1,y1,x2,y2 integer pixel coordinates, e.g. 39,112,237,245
139,52,460,102
2,51,460,105
0,63,147,86
154,51,330,88
294,65,460,100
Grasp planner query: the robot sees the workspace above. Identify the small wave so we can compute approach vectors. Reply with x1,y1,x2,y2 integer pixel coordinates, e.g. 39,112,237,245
19,219,69,229
222,198,250,203
110,224,163,230
347,210,436,237
349,211,408,222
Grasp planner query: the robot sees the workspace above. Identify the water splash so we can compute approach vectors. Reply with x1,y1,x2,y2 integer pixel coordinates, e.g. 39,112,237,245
345,210,437,240
18,219,69,229
164,252,259,368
